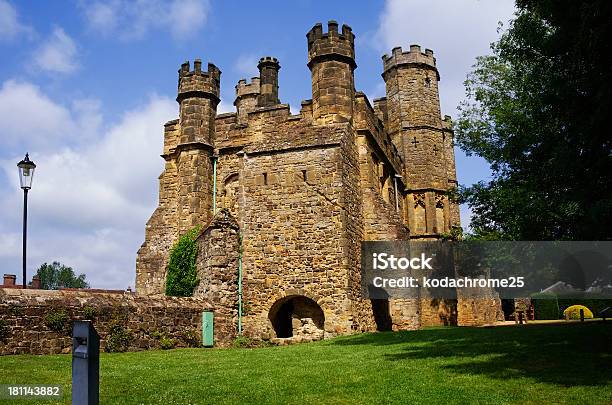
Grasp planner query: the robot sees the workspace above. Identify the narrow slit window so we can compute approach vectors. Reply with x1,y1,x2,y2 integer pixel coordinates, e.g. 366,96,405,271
302,170,307,181
263,172,268,185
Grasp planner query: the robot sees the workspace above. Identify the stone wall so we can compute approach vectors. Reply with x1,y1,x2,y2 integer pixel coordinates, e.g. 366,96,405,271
194,209,241,342
0,288,234,355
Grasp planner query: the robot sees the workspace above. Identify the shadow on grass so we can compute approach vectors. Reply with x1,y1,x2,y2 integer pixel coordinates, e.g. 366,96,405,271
332,322,612,387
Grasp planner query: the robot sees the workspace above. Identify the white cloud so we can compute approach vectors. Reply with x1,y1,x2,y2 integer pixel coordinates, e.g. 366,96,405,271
33,27,79,74
0,0,33,41
168,0,209,39
83,2,118,34
0,80,177,288
81,0,210,41
233,53,259,78
375,0,516,117
217,100,234,114
0,80,77,151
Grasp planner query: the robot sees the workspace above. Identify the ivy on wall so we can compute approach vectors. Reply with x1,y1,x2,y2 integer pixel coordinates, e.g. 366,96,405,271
165,226,202,297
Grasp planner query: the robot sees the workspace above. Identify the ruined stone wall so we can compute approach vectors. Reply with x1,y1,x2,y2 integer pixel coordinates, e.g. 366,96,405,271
457,297,504,326
193,209,241,342
0,289,233,355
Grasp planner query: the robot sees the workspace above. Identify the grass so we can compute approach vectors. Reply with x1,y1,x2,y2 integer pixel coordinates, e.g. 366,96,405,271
1,322,611,404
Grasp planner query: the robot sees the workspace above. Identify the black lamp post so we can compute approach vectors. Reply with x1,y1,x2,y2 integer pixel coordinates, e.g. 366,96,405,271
17,153,36,289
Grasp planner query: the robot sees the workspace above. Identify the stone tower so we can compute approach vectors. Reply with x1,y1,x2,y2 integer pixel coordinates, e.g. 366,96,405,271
307,21,356,124
234,77,260,124
136,60,220,295
257,57,280,107
382,46,459,237
176,60,220,231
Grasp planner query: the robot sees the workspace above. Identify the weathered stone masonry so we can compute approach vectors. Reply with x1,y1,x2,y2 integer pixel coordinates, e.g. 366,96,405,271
134,21,499,342
0,288,237,355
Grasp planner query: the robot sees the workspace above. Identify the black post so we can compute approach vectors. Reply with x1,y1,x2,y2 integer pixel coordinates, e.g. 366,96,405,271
72,321,100,405
22,188,28,289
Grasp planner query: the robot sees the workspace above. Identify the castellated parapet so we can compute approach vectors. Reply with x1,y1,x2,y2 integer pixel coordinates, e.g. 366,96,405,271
382,45,439,79
234,77,260,123
136,21,499,346
307,21,356,124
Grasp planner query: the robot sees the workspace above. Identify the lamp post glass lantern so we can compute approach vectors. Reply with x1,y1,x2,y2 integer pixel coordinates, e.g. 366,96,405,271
17,153,36,289
18,153,36,190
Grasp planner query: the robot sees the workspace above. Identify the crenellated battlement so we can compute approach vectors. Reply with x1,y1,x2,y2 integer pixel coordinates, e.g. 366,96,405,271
257,56,280,68
307,21,355,69
235,77,260,98
177,59,221,103
382,45,438,78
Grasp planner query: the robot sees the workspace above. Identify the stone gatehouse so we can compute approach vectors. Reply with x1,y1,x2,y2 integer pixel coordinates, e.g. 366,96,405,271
136,21,500,343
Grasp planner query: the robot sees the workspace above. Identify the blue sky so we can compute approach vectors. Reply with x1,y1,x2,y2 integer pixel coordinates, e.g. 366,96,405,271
0,0,516,289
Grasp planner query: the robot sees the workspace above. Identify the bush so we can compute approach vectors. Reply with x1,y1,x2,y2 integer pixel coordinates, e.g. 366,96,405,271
232,336,272,349
44,309,70,332
160,337,176,350
531,293,560,320
165,226,202,297
150,330,163,340
0,320,9,341
83,305,97,320
105,319,133,353
563,305,593,320
181,329,200,348
8,305,23,316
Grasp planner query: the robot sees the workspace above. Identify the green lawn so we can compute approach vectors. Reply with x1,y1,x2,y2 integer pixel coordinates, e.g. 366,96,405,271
2,323,611,404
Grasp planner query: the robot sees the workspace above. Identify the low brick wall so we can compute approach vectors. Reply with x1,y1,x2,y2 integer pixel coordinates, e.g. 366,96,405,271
0,288,230,355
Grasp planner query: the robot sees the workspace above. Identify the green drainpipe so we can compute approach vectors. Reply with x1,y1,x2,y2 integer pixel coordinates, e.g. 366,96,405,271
238,233,243,335
212,155,218,215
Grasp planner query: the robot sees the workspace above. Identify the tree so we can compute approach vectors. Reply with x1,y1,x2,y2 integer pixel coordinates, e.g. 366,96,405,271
34,262,89,290
455,0,612,240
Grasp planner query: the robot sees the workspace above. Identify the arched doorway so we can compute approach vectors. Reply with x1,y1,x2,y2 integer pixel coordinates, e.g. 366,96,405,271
268,295,324,338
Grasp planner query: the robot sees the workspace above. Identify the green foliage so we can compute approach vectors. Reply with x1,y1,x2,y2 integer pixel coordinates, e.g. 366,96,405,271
150,330,163,340
531,293,560,320
7,305,23,316
165,226,202,297
160,337,176,350
35,261,89,290
232,335,252,348
83,305,97,320
439,226,464,241
455,1,612,240
105,319,133,353
181,329,200,348
0,320,9,342
563,305,593,320
44,309,70,333
232,335,272,349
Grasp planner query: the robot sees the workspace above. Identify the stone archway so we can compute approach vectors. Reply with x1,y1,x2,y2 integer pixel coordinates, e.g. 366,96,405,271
268,295,324,338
